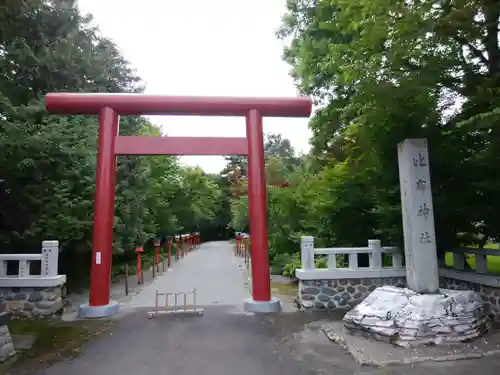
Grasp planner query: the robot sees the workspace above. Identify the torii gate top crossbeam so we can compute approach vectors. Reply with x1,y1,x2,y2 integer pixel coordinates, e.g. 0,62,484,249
45,93,312,117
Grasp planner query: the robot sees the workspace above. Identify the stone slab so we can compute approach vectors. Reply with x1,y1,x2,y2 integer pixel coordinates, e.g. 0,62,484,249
0,275,66,288
0,325,11,347
324,321,500,366
0,324,14,363
11,333,37,350
0,312,9,326
343,286,489,346
0,342,15,362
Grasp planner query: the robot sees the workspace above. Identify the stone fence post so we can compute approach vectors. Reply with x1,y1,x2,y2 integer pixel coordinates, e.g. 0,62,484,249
41,240,59,277
368,239,382,269
300,236,315,270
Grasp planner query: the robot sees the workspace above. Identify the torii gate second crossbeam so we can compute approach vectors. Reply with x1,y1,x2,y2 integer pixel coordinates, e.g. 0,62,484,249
45,93,312,318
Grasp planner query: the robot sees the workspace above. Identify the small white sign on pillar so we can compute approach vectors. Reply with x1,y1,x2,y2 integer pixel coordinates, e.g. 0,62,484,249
41,240,59,277
397,138,439,293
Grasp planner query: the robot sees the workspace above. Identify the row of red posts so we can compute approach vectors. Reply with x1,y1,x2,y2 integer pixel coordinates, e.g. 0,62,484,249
234,232,249,265
133,232,201,285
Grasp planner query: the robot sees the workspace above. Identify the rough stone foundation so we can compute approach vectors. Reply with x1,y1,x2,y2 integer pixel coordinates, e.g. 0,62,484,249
0,284,67,318
343,286,489,347
298,277,500,327
0,313,14,362
440,277,500,326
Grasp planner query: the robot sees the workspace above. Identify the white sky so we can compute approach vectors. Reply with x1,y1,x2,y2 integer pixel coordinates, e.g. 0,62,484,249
77,0,312,173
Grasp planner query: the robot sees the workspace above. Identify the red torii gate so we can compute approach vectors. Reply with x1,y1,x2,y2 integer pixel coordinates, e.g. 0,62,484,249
45,93,312,318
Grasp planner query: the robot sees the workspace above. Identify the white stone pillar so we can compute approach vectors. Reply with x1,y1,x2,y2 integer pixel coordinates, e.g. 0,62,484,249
368,239,382,269
41,240,59,277
300,236,315,270
397,138,439,293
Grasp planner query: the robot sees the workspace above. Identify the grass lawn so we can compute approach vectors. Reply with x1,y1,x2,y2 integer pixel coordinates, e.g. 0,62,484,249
0,319,111,375
444,243,500,274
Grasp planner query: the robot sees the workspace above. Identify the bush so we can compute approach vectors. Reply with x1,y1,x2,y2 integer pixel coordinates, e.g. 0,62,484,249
282,254,328,279
271,253,294,274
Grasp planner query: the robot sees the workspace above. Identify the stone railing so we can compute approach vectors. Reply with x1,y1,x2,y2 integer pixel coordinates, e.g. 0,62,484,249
440,247,500,288
296,236,405,280
0,240,66,287
0,240,67,318
296,236,405,310
295,237,500,325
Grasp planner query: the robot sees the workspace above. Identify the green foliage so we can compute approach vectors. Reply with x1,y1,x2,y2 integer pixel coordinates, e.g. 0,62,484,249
232,0,500,278
282,253,327,279
282,253,301,278
0,0,230,288
5,0,500,289
275,0,500,253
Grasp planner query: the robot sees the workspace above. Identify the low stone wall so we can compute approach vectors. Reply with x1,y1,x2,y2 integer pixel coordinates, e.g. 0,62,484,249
0,284,67,318
298,277,407,310
440,277,500,326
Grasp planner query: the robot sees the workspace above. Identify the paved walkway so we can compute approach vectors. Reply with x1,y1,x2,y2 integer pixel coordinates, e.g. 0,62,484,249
126,241,249,310
31,241,500,375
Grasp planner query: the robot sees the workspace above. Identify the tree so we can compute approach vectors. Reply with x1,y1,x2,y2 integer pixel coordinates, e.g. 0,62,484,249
0,0,230,289
229,0,500,277
276,0,500,256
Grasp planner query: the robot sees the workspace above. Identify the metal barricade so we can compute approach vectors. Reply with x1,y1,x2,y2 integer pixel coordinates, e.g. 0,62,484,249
147,288,204,319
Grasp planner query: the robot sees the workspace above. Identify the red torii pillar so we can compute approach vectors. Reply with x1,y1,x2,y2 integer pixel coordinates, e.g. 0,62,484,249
45,93,312,318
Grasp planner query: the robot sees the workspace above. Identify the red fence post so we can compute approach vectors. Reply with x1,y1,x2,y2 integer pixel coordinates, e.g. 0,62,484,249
244,237,248,264
154,241,160,272
176,236,180,261
167,238,172,268
135,247,143,284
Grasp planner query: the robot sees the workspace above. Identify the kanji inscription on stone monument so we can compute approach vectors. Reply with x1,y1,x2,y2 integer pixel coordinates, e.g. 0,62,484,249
398,138,439,293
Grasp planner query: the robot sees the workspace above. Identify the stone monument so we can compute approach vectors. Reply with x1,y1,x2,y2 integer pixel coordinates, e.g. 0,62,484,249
342,138,489,347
